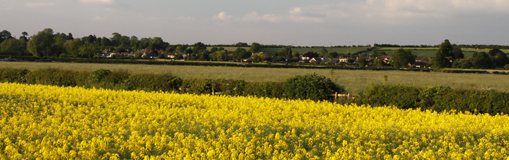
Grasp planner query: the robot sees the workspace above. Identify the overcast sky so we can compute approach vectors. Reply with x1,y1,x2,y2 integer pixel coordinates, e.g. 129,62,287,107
1,0,508,46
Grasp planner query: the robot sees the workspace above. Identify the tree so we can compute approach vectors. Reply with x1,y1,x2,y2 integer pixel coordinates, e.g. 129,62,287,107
210,47,218,53
433,39,453,68
250,42,261,53
63,39,82,57
235,42,248,47
78,42,99,58
158,53,166,59
493,51,509,68
390,48,414,69
472,52,491,69
192,42,207,53
0,39,20,56
320,47,328,56
0,30,12,44
232,47,249,61
453,46,464,59
27,28,55,57
134,50,142,58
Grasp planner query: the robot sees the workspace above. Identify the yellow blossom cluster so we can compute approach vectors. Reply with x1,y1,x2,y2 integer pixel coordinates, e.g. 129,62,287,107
1,83,509,159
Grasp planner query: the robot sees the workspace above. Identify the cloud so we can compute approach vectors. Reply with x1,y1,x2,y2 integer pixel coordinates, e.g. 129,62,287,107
25,3,55,8
79,0,114,5
360,0,509,18
212,12,232,21
241,12,279,22
288,7,325,22
0,7,14,11
92,16,104,20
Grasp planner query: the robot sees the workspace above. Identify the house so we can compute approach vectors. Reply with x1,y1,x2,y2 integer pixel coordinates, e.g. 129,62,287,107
414,62,429,68
167,52,176,59
142,52,159,59
381,55,391,64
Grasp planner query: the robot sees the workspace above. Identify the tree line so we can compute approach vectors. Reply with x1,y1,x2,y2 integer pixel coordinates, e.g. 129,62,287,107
1,29,508,69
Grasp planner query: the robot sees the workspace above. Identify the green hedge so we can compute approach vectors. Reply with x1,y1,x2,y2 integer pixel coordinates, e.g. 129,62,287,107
357,84,509,115
0,68,341,101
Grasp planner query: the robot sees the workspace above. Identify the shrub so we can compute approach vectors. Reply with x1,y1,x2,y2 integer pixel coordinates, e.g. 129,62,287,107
283,73,342,101
125,73,182,92
0,68,29,83
181,78,214,94
89,69,111,83
357,84,420,109
244,82,284,98
25,68,77,86
212,79,246,96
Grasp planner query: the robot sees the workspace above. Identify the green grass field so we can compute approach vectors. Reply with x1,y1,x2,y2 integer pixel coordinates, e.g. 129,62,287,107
2,62,509,95
206,47,369,54
375,49,477,58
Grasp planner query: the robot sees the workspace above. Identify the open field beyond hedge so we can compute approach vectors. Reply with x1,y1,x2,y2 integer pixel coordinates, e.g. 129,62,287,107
2,62,509,94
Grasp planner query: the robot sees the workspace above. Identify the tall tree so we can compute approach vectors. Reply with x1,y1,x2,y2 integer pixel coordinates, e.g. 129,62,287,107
433,39,454,68
472,52,492,69
27,28,55,57
64,39,82,57
390,48,414,69
250,42,261,53
0,38,20,57
0,30,13,44
192,42,207,53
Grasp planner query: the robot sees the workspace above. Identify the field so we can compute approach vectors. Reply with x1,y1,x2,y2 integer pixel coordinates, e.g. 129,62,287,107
376,48,478,58
1,83,509,159
2,62,509,95
206,47,369,54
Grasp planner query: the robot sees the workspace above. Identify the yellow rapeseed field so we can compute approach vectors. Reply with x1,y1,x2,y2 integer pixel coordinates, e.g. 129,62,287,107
1,83,509,159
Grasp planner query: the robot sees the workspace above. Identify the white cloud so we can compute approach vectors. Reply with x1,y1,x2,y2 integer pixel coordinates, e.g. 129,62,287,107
79,0,114,5
212,12,232,21
25,3,55,8
241,12,279,22
288,7,325,22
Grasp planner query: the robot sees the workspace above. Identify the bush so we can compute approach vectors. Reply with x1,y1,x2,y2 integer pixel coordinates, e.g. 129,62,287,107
125,73,182,92
505,64,509,70
89,69,111,83
356,84,420,109
283,73,342,101
25,68,78,86
244,82,284,98
212,79,246,96
181,78,214,94
0,68,29,83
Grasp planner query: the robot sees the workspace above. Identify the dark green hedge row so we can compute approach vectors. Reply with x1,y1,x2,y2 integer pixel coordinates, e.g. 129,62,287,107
0,68,342,101
356,84,509,115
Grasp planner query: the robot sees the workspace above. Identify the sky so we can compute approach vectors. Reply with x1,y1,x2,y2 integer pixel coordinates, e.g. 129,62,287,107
1,0,508,46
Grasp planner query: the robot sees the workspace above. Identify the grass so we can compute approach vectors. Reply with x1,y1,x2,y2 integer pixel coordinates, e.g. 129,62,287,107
2,61,509,95
206,47,369,54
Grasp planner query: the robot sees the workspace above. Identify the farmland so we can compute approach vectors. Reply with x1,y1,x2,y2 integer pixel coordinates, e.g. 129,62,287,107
2,62,509,95
1,83,509,159
206,47,370,54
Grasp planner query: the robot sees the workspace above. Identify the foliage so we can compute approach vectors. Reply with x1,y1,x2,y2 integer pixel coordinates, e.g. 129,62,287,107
356,84,420,109
283,73,342,101
27,28,55,57
125,73,182,92
358,84,509,115
0,68,29,83
2,83,509,159
433,39,453,68
390,48,415,69
0,38,20,56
